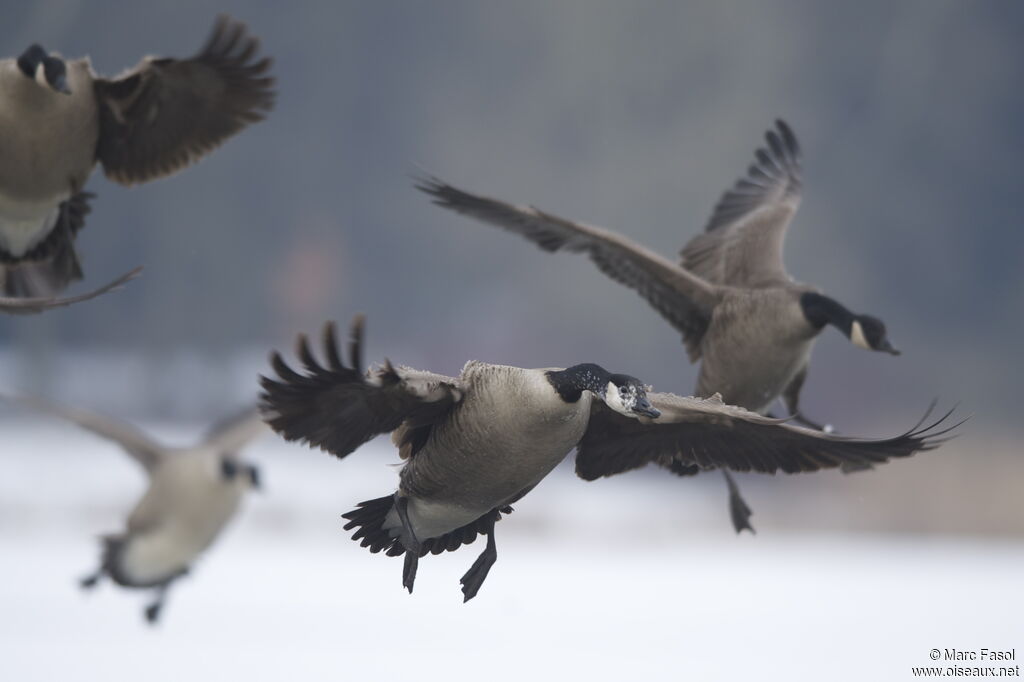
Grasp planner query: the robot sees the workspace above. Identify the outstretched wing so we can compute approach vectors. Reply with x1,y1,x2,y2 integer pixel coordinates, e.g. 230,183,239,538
94,14,275,185
203,407,269,454
680,120,802,288
418,177,718,354
259,316,464,460
0,267,140,314
5,394,164,473
576,392,960,480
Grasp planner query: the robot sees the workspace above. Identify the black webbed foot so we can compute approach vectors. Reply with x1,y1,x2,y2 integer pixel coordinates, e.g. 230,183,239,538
460,520,497,602
78,570,103,590
395,494,420,594
144,601,162,624
723,470,755,535
144,587,168,625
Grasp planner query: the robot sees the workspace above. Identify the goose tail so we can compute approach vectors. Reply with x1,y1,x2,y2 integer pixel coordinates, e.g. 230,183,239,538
1,255,82,298
342,495,407,557
0,192,90,297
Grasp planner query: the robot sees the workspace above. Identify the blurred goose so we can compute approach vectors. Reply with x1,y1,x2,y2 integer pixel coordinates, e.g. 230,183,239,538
417,120,900,533
260,316,954,602
0,15,275,296
0,266,139,314
12,397,268,624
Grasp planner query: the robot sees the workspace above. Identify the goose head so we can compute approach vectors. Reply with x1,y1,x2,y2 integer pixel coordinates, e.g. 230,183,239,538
547,363,660,419
849,315,900,355
800,293,900,356
220,456,263,491
16,44,71,94
604,373,661,419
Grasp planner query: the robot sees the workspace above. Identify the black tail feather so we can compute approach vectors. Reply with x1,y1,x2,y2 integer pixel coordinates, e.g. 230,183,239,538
341,495,510,559
0,192,91,297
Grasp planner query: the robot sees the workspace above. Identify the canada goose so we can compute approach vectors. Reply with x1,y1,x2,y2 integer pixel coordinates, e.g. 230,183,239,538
9,397,268,624
0,265,140,314
259,316,955,601
417,120,900,533
0,15,275,296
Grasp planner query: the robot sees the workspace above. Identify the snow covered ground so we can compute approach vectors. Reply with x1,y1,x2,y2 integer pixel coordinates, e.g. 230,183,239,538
2,422,1020,681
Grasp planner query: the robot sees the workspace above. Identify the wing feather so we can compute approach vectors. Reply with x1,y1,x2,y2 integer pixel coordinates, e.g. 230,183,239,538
259,316,463,460
418,177,718,354
680,120,802,288
0,267,140,314
576,392,960,480
203,407,269,454
95,15,275,185
4,395,163,473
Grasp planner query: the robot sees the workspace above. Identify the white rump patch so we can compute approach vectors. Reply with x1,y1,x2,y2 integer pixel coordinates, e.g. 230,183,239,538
382,498,480,541
850,320,871,350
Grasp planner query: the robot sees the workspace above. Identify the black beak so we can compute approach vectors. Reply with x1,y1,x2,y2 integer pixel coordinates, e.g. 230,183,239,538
51,73,71,95
248,465,263,492
878,339,901,356
633,398,661,419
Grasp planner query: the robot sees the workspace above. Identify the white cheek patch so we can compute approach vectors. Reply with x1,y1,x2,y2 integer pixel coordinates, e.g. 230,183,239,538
604,382,627,415
603,382,637,416
34,63,48,87
850,320,871,350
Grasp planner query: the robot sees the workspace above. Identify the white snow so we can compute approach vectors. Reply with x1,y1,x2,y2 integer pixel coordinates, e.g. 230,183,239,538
1,421,1020,681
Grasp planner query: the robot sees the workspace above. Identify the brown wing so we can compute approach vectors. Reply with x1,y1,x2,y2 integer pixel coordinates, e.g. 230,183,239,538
0,267,140,314
203,407,269,454
576,392,960,480
680,120,802,288
5,394,164,473
94,15,275,185
259,316,464,460
418,177,719,355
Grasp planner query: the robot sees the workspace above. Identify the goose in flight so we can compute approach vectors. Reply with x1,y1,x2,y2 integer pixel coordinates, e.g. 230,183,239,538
0,15,275,296
259,316,954,601
417,120,900,533
9,397,268,623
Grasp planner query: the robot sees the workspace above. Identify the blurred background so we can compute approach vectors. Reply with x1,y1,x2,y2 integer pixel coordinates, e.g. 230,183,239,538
1,1,1021,680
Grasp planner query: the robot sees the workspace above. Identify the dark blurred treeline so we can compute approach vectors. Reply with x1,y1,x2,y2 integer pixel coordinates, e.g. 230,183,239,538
0,1,1020,431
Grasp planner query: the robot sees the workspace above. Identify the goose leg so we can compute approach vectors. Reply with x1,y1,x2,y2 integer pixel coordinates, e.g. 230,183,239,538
395,494,421,594
460,517,497,603
144,584,170,624
722,470,755,535
78,567,103,590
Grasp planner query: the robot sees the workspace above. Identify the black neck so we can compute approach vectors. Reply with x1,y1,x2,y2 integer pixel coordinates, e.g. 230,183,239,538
17,44,46,78
546,364,611,403
800,292,855,335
